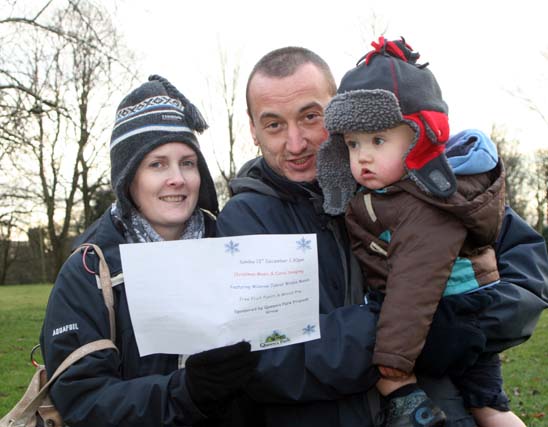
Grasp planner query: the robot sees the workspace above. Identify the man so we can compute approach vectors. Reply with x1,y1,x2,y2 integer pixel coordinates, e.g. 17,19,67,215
216,47,548,426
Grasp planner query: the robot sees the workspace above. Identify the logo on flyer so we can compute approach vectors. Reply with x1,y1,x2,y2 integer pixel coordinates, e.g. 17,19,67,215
260,330,290,348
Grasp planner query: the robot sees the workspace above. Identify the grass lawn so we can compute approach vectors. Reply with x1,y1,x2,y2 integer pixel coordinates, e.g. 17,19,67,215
0,284,52,417
502,310,548,425
0,284,547,425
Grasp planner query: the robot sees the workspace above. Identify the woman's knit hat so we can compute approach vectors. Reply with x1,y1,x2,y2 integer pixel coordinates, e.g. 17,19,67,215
110,75,218,217
318,37,457,215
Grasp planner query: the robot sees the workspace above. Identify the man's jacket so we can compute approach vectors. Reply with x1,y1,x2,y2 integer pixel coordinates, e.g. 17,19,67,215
218,158,542,427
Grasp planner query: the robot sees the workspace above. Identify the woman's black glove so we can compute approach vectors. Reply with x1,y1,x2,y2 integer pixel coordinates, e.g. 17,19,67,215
185,341,259,415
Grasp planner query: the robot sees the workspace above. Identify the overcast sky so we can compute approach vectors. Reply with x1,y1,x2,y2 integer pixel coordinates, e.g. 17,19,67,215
12,0,524,173
3,1,546,235
105,0,547,170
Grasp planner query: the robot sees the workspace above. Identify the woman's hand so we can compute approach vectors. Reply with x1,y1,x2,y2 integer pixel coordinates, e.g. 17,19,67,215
185,341,259,415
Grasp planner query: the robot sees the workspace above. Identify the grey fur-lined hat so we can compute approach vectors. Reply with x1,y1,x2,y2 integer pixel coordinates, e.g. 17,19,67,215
318,37,456,215
110,75,218,217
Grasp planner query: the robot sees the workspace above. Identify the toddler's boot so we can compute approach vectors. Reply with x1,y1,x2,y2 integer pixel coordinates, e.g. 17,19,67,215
383,389,446,427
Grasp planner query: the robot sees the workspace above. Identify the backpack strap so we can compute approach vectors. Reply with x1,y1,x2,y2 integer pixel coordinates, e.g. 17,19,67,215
72,243,116,342
7,340,117,427
49,340,117,384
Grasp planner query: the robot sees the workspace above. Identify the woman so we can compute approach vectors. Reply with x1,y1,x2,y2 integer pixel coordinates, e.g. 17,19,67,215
39,75,258,427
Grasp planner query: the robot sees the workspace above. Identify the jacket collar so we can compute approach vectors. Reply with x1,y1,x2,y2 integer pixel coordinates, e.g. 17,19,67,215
230,157,323,204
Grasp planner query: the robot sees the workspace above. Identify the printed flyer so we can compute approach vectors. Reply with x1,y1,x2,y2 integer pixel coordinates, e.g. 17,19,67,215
120,234,320,355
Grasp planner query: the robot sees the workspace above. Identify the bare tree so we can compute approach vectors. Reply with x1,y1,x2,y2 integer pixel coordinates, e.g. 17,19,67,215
215,49,240,191
506,46,548,232
0,181,34,284
532,149,548,233
355,9,389,59
27,226,48,283
205,44,258,206
1,0,135,277
0,212,19,284
491,125,530,219
0,1,70,117
56,1,133,228
359,10,389,42
509,59,548,129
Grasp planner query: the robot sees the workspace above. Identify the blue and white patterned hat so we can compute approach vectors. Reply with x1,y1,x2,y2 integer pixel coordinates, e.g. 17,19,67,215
110,75,218,217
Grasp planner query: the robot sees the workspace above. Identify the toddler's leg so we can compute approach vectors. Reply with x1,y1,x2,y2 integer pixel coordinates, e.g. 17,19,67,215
377,373,417,396
470,407,525,427
452,353,525,427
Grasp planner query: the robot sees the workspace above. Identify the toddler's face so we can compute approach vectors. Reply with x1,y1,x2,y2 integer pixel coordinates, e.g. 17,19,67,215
344,124,414,190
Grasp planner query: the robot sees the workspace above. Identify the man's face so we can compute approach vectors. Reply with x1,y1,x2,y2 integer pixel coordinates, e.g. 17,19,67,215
247,63,332,183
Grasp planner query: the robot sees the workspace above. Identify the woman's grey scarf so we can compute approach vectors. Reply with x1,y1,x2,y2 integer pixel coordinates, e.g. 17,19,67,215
110,202,204,243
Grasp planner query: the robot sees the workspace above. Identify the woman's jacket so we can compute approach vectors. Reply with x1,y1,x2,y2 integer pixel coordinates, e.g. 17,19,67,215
40,208,215,427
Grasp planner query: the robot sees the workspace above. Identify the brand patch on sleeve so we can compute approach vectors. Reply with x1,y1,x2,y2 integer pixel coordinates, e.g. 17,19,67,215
52,323,79,336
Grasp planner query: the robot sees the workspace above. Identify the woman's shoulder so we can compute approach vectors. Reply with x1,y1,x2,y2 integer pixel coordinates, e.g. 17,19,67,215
72,208,124,248
62,209,125,279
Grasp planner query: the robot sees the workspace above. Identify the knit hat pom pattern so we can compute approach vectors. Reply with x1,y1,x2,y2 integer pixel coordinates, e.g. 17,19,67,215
110,75,218,217
361,36,420,66
147,74,208,133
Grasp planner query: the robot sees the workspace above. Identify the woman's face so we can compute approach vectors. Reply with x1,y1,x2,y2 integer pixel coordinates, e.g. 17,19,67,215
130,142,201,240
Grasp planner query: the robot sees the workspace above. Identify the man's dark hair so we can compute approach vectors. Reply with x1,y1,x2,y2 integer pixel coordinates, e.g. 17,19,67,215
246,46,337,116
